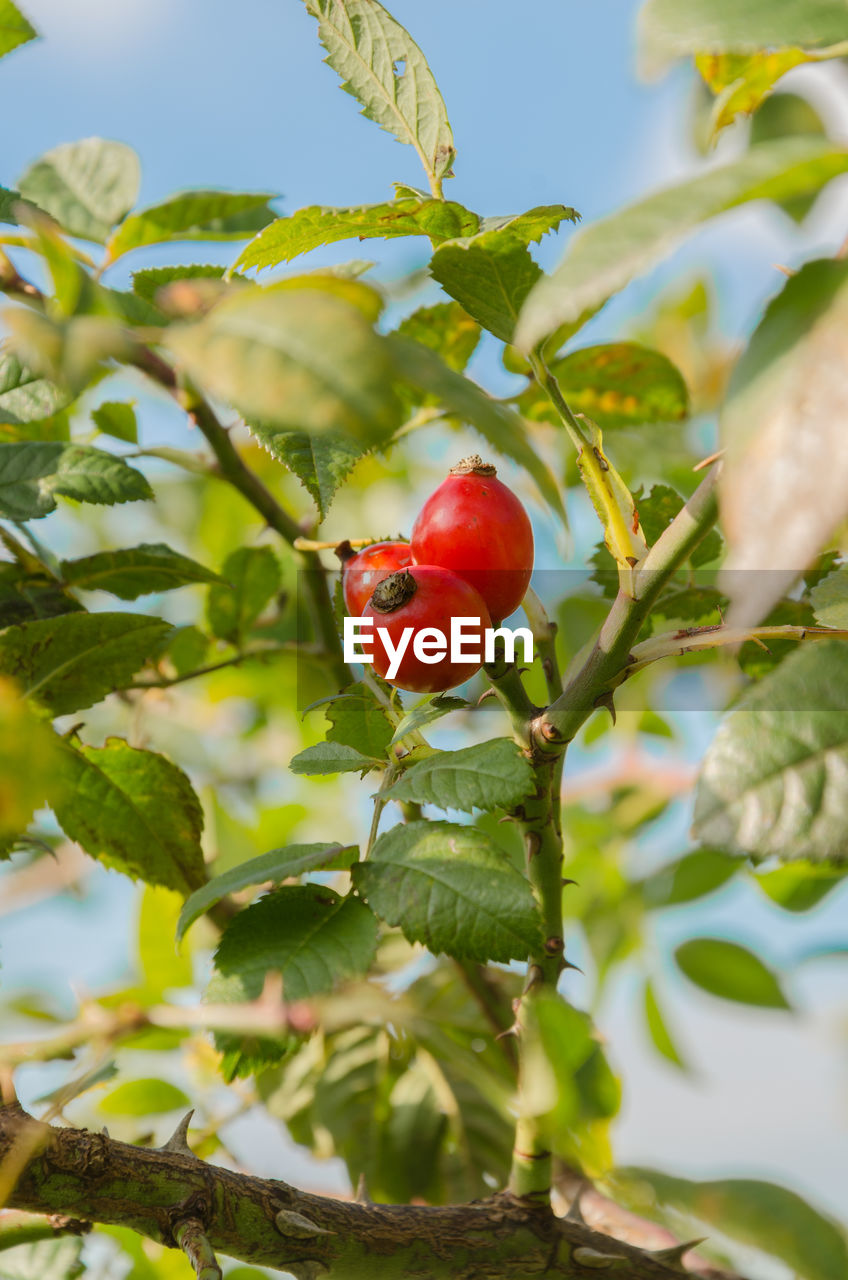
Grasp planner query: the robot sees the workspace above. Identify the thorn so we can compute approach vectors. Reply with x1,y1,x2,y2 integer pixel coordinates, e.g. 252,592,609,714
692,447,725,472
100,1126,110,1138
565,1187,586,1223
561,877,578,887
476,687,498,706
561,958,584,974
751,636,771,653
355,1172,372,1204
648,1238,706,1271
573,1246,623,1269
495,1023,519,1042
159,1110,195,1156
593,691,616,725
773,262,797,277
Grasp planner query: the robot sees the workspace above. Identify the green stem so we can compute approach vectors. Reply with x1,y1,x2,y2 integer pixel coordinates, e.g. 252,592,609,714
0,1210,89,1252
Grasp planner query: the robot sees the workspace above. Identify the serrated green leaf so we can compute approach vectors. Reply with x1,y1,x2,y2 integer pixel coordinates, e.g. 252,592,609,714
387,738,533,813
0,0,36,63
478,204,580,242
694,641,848,863
639,0,848,77
811,565,848,628
516,138,848,351
612,1167,848,1280
17,137,140,243
0,441,152,520
91,400,137,443
0,612,170,714
0,347,71,426
354,820,541,962
396,301,480,373
301,0,455,190
206,545,280,643
166,287,402,444
324,683,394,758
389,694,466,745
674,937,791,1008
290,741,382,775
519,343,689,431
234,199,478,273
643,980,689,1070
177,842,357,942
51,736,205,893
99,1078,190,1116
211,883,379,999
431,233,541,344
387,335,567,529
62,543,221,600
105,190,276,263
247,422,364,519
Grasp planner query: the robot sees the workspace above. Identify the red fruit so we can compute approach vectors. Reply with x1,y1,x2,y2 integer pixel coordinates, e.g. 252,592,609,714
362,565,491,693
338,540,414,616
410,456,534,623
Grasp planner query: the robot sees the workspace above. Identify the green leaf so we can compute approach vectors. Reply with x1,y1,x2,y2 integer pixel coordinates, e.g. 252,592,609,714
389,694,466,745
177,842,357,942
811,565,848,628
233,198,478,273
61,543,222,600
0,0,36,62
519,343,689,431
353,820,542,963
91,400,137,443
720,259,848,625
138,886,193,997
166,287,402,445
639,0,848,76
211,883,379,999
641,848,738,908
694,641,848,863
431,233,541,344
478,204,580,243
388,335,567,529
387,738,534,813
0,677,58,839
754,861,847,912
750,92,828,222
206,545,280,644
0,1238,84,1280
0,347,71,426
289,741,382,775
17,137,141,243
323,683,394,758
99,1078,190,1116
301,0,455,190
0,612,170,714
0,560,82,628
131,263,234,305
396,301,480,373
516,138,848,351
51,736,206,893
698,50,813,139
105,190,276,263
0,441,152,520
674,938,791,1009
247,422,364,519
643,980,688,1070
612,1167,848,1280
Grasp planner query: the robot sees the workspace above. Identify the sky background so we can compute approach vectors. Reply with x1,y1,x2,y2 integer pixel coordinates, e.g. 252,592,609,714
2,0,848,1258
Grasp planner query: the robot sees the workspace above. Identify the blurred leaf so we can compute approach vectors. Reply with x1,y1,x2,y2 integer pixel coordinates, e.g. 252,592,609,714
91,401,137,443
354,820,541,962
641,848,739,908
62,543,221,600
388,335,568,528
612,1167,848,1280
207,545,280,644
138,885,193,996
695,642,848,863
643,980,689,1070
396,301,480,373
0,676,58,840
289,741,382,775
160,624,210,677
105,190,276,262
389,693,466,745
167,287,402,445
234,199,477,272
753,862,847,912
0,347,71,426
177,841,356,942
0,612,170,714
750,92,828,221
0,1238,84,1280
387,738,534,812
516,139,848,351
0,441,151,520
131,262,238,305
0,0,36,62
697,49,811,137
720,259,848,625
324,683,394,757
99,1078,190,1117
247,422,364,519
17,137,140,243
811,565,848,628
51,736,206,893
301,0,455,190
34,1060,117,1107
674,937,791,1008
520,344,689,431
431,234,542,343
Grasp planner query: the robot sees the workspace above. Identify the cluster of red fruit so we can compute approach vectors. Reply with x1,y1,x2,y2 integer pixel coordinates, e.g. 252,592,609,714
337,456,534,693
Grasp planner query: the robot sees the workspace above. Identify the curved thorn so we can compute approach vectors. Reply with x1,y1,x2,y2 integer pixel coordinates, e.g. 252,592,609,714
159,1110,195,1156
648,1238,706,1271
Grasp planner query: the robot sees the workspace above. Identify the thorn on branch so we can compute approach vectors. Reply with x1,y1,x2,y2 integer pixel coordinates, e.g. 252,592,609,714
355,1172,372,1204
159,1111,195,1156
565,1187,587,1223
647,1238,707,1271
592,691,616,725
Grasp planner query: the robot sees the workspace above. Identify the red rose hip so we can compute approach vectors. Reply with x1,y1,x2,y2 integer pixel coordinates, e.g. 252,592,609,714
337,540,414,616
410,456,533,623
362,565,491,693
